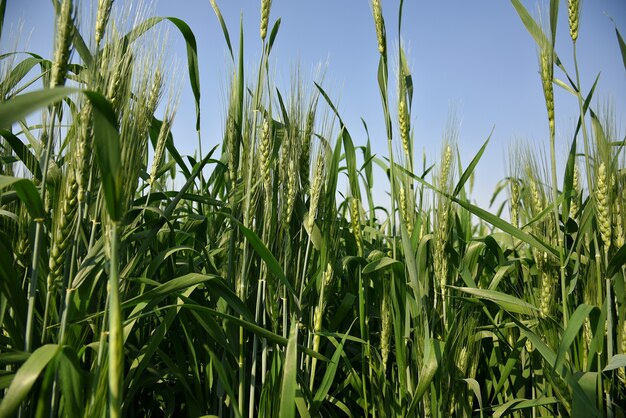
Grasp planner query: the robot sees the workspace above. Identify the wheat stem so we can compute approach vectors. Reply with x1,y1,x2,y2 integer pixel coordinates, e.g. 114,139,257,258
107,223,123,418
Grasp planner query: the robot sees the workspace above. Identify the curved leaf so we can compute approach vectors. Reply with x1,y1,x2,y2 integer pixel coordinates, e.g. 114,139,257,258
362,256,398,274
0,344,60,417
237,221,300,315
0,87,79,129
0,175,44,219
84,90,122,221
451,286,539,315
453,129,492,197
0,129,42,181
279,316,298,418
604,354,626,372
555,304,598,372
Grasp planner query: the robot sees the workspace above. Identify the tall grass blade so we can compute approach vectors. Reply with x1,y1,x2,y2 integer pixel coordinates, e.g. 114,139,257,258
0,87,78,129
279,316,298,418
396,163,559,257
237,221,301,315
0,344,59,417
516,322,602,417
0,130,42,180
268,18,281,53
451,286,539,315
58,347,84,417
603,354,626,371
607,244,626,278
0,237,27,336
452,129,492,197
510,0,549,47
408,336,440,414
311,328,352,414
549,0,559,46
85,91,122,221
562,136,577,223
554,304,598,371
0,56,45,97
0,175,44,219
209,0,234,61
0,0,5,41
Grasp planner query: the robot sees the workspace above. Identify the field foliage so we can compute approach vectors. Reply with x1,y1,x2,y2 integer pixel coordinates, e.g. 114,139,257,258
0,0,625,416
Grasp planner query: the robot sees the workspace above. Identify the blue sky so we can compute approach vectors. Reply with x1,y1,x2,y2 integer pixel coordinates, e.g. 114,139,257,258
5,0,626,209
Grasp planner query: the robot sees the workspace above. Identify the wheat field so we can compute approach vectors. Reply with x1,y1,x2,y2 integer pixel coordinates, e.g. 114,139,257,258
0,0,625,417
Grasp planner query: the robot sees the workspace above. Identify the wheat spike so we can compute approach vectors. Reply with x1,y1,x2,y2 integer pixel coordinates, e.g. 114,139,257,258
539,39,555,141
149,118,171,187
399,184,412,235
398,97,410,160
260,0,272,40
259,119,272,197
50,0,74,88
371,0,385,54
596,162,611,250
284,159,297,227
351,197,362,254
95,0,114,47
570,165,581,220
612,179,624,248
307,152,324,231
510,179,520,228
300,110,314,191
48,170,78,292
540,271,554,317
227,115,238,187
568,0,580,42
380,289,391,373
76,102,93,203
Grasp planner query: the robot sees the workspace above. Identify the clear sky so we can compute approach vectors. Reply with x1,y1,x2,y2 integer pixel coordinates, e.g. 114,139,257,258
4,0,626,210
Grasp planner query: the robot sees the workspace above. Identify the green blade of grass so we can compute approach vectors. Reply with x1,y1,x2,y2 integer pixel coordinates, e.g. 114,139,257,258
515,321,601,417
178,304,326,361
85,90,123,221
279,316,298,418
510,0,549,48
0,344,60,417
0,175,44,219
407,336,441,415
237,220,301,316
165,17,201,132
150,116,191,178
562,136,577,224
362,256,399,275
395,162,559,258
209,0,234,60
267,18,281,54
0,87,78,129
0,234,27,340
554,304,598,372
0,56,45,98
463,378,484,418
603,354,626,372
58,346,84,417
452,129,492,197
342,128,360,199
311,325,353,414
0,0,5,40
450,286,539,315
607,244,626,278
549,0,559,46
0,129,42,181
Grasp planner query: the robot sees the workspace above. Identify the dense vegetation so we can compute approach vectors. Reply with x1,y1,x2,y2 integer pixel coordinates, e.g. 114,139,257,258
1,0,625,416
